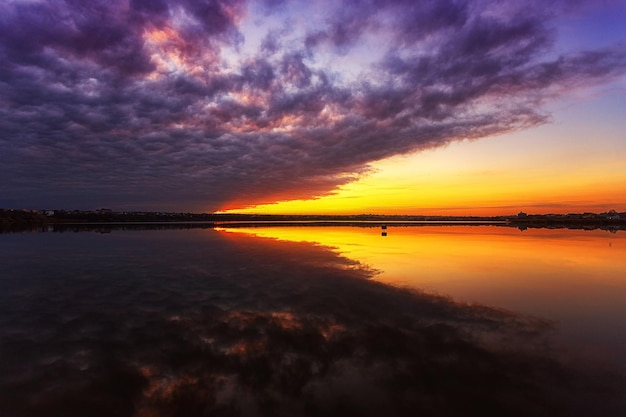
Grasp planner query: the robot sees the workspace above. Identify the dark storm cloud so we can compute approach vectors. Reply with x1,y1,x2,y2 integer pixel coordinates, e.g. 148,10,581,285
0,0,624,210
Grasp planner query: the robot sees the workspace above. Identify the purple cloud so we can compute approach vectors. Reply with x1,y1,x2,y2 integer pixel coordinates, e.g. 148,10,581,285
0,0,624,211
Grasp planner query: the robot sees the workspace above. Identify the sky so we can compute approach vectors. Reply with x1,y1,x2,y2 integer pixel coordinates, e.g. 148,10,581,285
1,0,625,214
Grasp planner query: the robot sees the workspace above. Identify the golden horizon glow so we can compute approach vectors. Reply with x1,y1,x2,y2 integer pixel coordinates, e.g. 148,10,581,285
217,91,626,216
217,139,626,216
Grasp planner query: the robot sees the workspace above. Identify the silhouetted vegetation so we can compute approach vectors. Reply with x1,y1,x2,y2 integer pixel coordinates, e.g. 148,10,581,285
505,210,626,231
2,208,625,233
0,209,48,233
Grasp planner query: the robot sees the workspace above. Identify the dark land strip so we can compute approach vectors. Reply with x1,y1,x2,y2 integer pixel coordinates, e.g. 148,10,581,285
1,208,624,233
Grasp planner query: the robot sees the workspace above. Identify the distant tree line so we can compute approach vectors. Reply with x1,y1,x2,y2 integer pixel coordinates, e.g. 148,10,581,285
0,209,48,232
2,208,625,233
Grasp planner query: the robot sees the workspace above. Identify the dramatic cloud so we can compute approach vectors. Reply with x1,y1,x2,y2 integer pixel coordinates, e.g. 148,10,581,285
0,0,625,210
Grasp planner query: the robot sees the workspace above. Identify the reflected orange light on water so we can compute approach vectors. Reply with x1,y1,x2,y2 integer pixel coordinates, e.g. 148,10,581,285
216,226,625,290
216,225,626,363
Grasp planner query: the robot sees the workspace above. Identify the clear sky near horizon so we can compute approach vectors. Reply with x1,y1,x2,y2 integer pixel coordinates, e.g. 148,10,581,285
1,0,625,215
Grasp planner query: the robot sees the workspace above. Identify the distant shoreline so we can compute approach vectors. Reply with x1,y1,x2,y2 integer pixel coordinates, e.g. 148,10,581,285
1,208,624,233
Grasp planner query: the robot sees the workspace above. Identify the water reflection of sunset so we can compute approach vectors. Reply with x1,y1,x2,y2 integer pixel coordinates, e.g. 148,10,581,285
215,226,625,290
3,227,625,416
216,225,626,364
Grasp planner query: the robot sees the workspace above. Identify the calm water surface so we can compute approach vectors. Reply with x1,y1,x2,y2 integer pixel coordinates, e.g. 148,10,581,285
1,226,625,416
221,225,626,366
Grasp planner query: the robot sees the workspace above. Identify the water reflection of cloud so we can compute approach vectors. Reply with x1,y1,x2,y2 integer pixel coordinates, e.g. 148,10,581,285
0,229,624,416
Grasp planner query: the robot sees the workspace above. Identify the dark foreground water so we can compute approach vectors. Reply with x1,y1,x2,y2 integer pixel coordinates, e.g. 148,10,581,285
1,226,625,417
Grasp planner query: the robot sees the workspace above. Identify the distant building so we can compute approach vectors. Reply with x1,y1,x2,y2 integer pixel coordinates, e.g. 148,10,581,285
517,211,527,217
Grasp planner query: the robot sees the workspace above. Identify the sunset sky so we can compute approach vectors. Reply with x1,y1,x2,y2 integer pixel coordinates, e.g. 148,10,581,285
1,0,625,214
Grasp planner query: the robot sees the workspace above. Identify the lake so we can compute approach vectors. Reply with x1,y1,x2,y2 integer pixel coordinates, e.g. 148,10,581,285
1,225,625,416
